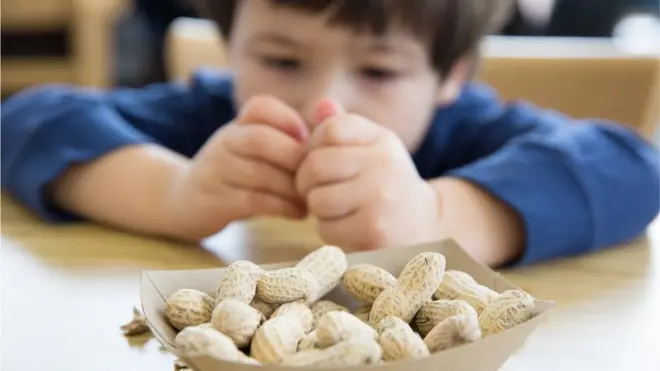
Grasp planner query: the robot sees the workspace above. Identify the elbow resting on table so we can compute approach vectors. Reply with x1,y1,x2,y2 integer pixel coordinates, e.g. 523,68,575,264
588,122,660,250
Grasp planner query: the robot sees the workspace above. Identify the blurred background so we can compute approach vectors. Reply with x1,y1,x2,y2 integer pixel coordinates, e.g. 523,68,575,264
3,0,658,142
1,0,659,139
1,0,658,89
0,4,658,371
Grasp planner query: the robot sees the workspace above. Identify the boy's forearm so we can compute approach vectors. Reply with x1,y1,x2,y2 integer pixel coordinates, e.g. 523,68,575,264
428,177,525,267
49,144,195,240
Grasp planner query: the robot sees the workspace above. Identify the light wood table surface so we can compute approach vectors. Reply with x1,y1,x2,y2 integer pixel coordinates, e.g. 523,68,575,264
1,193,659,371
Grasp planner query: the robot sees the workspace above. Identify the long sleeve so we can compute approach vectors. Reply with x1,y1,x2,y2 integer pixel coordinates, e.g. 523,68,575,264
413,83,660,266
1,69,237,222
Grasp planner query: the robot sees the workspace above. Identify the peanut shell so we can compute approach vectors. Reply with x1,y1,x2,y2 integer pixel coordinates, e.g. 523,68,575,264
353,306,372,324
297,330,319,352
377,316,430,362
396,252,446,293
281,335,382,367
250,297,279,318
165,289,215,330
310,300,349,326
424,312,482,352
413,299,476,337
374,315,399,335
236,354,261,365
479,289,535,336
214,260,262,306
211,298,264,347
256,267,320,304
433,270,498,314
316,311,378,348
250,314,307,364
296,245,348,303
369,252,445,326
174,325,243,362
270,302,314,333
342,264,397,304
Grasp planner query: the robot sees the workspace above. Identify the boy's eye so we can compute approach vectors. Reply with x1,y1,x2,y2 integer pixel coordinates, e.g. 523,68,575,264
261,56,301,70
361,67,399,81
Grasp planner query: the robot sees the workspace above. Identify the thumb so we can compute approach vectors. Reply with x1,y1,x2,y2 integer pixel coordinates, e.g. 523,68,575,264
313,98,345,128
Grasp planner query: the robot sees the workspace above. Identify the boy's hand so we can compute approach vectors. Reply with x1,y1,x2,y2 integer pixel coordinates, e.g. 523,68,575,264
296,100,441,250
169,96,309,240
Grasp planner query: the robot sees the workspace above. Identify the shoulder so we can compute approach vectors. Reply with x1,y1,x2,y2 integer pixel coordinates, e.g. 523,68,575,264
128,67,237,108
434,82,524,122
1,67,239,117
186,68,236,99
425,83,508,137
188,68,238,117
428,81,569,134
105,67,239,124
182,68,239,126
412,83,507,176
413,82,570,176
161,67,237,112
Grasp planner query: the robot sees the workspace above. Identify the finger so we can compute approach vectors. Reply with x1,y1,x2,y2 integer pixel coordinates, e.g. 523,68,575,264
316,208,384,251
224,155,301,202
296,146,366,198
237,95,309,143
227,187,307,220
309,114,380,149
313,98,345,128
225,124,307,173
307,178,362,219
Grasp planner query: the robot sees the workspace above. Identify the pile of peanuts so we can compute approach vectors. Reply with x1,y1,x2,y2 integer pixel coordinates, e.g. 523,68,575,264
164,245,535,367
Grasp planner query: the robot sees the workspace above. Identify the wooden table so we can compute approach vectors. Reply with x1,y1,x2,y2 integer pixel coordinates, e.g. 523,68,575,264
2,193,659,371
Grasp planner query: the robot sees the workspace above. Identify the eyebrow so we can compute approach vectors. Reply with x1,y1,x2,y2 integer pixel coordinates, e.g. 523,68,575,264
364,39,418,61
248,33,309,52
249,32,417,60
367,40,398,53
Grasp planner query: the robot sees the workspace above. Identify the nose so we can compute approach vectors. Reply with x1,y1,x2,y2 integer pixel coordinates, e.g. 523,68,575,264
301,73,354,128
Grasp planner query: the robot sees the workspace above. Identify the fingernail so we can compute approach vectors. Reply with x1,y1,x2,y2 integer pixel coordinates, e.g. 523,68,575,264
314,98,344,126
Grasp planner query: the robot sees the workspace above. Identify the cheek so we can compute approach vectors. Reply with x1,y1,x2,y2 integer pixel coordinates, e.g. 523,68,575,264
378,105,432,151
358,83,437,152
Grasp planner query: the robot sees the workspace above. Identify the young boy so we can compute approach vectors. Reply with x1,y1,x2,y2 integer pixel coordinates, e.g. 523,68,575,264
1,0,658,268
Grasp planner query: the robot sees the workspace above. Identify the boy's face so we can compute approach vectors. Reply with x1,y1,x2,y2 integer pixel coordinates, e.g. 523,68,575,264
227,0,465,153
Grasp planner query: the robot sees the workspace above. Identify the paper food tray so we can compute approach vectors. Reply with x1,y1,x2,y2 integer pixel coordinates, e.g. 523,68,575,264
141,239,555,371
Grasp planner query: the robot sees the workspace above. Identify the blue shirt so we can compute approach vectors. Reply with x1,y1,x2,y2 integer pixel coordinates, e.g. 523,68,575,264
2,69,659,266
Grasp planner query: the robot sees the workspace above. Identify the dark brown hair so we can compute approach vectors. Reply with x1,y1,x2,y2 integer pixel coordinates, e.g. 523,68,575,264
195,0,513,79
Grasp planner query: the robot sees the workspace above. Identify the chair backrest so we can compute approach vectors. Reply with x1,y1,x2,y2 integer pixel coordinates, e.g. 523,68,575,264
165,18,659,138
166,18,229,81
475,36,659,138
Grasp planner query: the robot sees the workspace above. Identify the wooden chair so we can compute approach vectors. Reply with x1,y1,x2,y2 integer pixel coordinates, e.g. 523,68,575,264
1,0,129,94
165,17,659,138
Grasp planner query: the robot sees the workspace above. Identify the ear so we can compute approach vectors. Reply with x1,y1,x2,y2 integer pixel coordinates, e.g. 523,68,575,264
435,58,471,106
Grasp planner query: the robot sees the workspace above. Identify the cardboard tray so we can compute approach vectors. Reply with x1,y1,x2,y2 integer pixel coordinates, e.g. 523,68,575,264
141,239,556,371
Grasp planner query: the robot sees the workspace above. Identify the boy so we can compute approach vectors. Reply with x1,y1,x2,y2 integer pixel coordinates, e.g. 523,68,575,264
1,0,658,267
